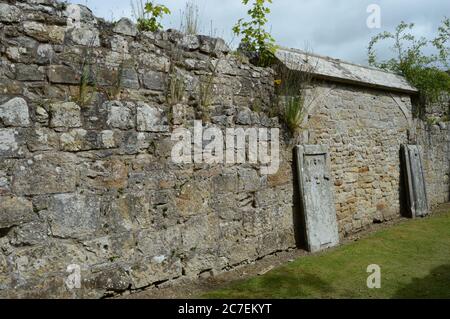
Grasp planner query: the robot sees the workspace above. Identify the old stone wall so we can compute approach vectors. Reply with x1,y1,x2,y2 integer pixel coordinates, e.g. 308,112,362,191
0,0,449,298
0,0,296,298
301,83,411,235
416,121,450,208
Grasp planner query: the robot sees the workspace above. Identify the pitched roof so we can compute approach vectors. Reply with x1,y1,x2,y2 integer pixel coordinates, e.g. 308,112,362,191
275,47,418,94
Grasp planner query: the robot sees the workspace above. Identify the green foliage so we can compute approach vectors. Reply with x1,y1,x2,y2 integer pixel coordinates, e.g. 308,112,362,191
167,58,186,106
74,44,97,107
233,0,277,66
433,18,450,69
368,19,450,114
274,52,316,134
197,59,220,120
283,96,304,134
77,63,96,107
134,1,171,32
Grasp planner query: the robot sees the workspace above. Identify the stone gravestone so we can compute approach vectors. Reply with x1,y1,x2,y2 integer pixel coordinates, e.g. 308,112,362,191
295,145,339,252
401,145,429,217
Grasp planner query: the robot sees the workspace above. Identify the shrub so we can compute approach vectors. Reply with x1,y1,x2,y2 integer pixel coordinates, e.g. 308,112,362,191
283,96,304,134
131,0,171,32
274,51,317,134
368,18,450,116
233,0,277,67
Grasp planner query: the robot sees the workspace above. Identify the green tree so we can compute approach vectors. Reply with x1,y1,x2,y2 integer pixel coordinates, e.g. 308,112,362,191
135,1,171,32
368,18,450,116
233,0,276,66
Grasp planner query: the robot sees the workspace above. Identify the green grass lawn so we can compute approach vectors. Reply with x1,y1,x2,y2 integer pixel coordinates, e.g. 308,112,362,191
203,211,450,299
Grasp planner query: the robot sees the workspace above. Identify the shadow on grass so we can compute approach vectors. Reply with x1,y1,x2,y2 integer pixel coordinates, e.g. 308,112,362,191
209,269,336,299
393,264,450,299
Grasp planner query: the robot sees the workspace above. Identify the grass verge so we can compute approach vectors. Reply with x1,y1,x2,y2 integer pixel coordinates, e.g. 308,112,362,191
203,211,450,299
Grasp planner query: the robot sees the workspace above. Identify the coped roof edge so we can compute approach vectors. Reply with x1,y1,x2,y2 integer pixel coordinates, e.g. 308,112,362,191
275,47,418,94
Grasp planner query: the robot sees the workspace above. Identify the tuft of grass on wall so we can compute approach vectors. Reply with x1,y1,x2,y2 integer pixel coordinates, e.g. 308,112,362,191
180,1,200,35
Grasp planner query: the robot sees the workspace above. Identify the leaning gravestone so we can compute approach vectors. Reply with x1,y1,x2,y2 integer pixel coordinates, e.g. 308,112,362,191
295,145,339,252
401,145,429,217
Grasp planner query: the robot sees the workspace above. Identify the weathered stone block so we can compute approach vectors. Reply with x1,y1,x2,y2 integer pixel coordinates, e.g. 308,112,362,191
27,128,59,152
182,254,223,277
181,215,218,252
49,102,82,128
15,64,45,81
113,18,137,37
12,153,78,195
136,102,168,132
85,159,128,190
100,130,117,149
0,98,30,127
236,107,253,125
59,129,87,151
35,105,49,124
0,129,25,158
9,221,48,246
84,266,131,293
0,196,34,228
142,71,166,91
60,129,119,151
267,163,292,187
137,53,170,73
65,3,98,28
198,36,230,56
136,226,182,259
120,68,140,89
66,26,100,46
22,22,65,44
176,182,209,217
102,193,150,232
238,167,260,192
0,3,21,23
36,44,56,65
130,256,182,289
212,171,238,194
48,65,79,84
43,194,102,239
181,35,200,50
118,131,151,155
105,101,135,129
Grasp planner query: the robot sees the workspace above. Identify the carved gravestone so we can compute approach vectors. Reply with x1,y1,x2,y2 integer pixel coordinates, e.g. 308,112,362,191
401,145,429,218
295,145,339,252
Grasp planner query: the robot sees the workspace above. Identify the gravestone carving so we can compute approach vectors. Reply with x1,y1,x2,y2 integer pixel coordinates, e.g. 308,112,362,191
295,145,339,252
401,145,429,217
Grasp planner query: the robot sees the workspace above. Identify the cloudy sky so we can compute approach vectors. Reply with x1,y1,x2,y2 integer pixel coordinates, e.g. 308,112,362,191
68,0,450,65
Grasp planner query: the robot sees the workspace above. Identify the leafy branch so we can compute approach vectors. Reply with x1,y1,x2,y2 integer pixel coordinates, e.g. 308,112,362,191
133,1,171,32
233,0,277,66
368,18,450,115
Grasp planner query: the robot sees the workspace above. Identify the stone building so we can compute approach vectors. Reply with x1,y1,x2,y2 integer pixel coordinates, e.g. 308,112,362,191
0,0,449,298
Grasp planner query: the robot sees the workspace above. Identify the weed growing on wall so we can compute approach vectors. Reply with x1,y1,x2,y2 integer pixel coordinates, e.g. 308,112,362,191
75,37,98,107
274,51,317,135
131,0,171,32
167,49,186,107
198,59,220,120
233,0,277,67
180,1,200,35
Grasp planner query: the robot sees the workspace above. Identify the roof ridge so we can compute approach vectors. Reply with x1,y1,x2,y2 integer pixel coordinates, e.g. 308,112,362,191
278,46,405,78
